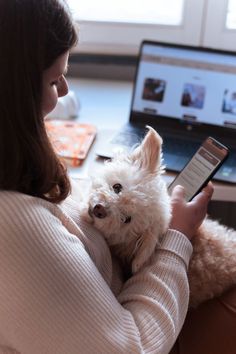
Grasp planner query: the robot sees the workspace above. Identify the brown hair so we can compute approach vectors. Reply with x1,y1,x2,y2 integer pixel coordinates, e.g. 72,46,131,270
0,0,78,203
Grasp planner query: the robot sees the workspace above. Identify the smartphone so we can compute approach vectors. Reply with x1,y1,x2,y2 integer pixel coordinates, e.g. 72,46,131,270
168,137,229,202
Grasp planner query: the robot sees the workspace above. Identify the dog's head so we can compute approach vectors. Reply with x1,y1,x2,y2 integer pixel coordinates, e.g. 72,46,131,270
86,126,171,246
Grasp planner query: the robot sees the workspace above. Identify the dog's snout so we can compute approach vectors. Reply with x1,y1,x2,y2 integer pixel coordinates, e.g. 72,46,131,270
93,204,107,219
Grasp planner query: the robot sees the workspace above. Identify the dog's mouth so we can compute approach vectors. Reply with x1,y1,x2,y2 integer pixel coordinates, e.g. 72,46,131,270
88,205,132,224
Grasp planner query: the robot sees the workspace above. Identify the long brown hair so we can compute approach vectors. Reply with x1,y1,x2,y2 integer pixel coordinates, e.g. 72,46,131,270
0,0,78,203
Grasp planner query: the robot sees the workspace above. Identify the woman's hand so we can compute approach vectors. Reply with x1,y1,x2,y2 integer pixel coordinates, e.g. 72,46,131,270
169,183,214,240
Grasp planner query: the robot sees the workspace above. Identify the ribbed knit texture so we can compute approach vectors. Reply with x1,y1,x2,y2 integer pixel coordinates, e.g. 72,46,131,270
0,184,192,354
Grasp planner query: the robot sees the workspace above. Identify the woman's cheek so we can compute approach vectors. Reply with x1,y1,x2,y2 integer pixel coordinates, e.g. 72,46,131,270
42,87,58,117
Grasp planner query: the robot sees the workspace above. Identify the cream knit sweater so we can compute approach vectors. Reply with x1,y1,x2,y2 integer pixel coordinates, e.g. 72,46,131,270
0,181,192,354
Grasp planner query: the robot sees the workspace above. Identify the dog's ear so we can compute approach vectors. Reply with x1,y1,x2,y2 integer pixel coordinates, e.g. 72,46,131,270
130,126,163,174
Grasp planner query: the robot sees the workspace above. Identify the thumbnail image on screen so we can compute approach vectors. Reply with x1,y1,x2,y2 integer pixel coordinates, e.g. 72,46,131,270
142,78,166,102
222,89,236,115
181,83,206,109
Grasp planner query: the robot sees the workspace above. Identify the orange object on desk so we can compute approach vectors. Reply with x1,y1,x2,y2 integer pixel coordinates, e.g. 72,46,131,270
45,119,97,167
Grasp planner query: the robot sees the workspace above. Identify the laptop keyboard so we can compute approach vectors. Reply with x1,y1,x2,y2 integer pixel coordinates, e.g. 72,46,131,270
162,136,200,157
111,132,141,147
110,128,236,183
111,128,201,155
111,126,146,147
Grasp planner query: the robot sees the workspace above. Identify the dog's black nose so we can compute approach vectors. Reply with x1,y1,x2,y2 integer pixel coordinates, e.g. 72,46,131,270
93,204,107,219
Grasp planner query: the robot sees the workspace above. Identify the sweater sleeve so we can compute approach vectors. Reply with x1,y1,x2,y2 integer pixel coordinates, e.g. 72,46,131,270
0,193,192,354
118,230,192,354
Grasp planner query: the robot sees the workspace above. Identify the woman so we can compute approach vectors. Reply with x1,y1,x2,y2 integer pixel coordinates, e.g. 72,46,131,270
0,1,214,353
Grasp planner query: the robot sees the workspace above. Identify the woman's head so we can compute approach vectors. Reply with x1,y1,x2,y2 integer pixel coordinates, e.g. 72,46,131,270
0,0,78,203
42,51,69,117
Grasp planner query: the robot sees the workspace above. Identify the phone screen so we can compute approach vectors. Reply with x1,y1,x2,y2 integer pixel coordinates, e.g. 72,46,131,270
168,137,229,201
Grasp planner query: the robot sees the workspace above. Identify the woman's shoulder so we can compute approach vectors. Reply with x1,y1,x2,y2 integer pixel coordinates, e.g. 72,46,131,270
0,190,68,243
0,190,106,260
0,190,114,290
0,190,57,219
0,190,83,255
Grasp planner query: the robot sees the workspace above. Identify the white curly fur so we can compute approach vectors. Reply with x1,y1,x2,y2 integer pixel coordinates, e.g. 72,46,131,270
80,126,236,308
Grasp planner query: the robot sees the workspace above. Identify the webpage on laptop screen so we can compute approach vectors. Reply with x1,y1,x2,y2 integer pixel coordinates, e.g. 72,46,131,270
132,43,236,130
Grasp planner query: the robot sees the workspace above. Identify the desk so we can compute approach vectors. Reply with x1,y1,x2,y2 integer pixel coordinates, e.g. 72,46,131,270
67,77,236,204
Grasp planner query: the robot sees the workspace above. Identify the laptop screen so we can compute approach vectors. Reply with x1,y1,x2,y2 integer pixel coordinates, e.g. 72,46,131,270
132,41,236,133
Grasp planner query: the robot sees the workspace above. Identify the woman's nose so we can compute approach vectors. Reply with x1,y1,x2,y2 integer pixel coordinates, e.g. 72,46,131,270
58,76,69,97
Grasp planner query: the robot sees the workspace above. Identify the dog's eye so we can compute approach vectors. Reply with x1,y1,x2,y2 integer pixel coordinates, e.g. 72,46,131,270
124,216,131,224
113,183,122,194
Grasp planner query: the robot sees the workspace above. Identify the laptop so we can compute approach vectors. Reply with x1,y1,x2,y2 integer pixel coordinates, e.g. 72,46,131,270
96,40,236,183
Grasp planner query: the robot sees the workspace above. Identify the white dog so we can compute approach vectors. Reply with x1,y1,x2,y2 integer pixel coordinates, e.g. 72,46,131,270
80,126,236,307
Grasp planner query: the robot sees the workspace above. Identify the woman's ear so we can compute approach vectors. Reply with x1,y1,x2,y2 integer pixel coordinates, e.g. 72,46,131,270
129,126,163,174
